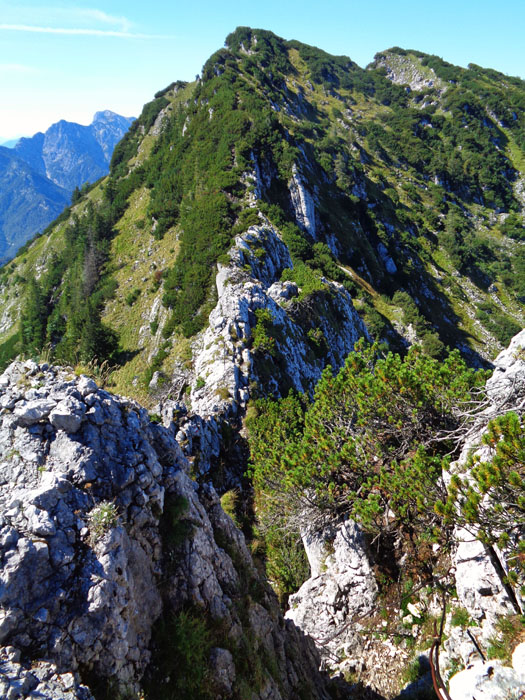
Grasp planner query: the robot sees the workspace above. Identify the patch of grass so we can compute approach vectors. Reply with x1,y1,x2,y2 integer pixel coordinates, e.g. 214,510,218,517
487,615,525,664
450,607,471,628
220,489,240,526
144,608,214,700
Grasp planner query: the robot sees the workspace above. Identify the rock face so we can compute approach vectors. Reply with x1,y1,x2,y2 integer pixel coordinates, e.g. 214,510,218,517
175,218,367,478
286,519,377,678
451,329,525,644
190,221,367,419
448,655,525,700
289,165,317,240
14,112,134,192
373,51,446,92
0,360,330,699
0,646,94,700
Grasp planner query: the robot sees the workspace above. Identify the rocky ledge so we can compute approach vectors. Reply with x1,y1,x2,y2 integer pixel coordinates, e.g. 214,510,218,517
0,360,329,699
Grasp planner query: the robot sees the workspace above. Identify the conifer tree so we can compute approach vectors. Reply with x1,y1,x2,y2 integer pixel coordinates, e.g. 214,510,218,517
20,278,46,357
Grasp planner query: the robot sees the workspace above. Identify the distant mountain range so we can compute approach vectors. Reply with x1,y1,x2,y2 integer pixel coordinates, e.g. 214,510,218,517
0,111,134,263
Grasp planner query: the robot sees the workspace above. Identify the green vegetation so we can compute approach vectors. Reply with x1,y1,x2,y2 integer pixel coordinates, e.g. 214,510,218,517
124,288,141,306
87,501,119,543
145,608,213,700
486,615,525,664
450,607,472,628
251,308,276,355
248,335,525,612
437,412,525,586
18,202,119,367
1,26,524,388
249,341,486,536
247,341,499,600
0,332,20,373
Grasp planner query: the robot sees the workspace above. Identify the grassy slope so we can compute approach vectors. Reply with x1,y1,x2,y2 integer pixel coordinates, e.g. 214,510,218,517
0,86,197,398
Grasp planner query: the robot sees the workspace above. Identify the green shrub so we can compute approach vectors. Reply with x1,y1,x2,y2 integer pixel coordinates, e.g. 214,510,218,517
144,609,213,700
248,341,487,550
251,308,276,355
125,288,141,306
195,376,205,390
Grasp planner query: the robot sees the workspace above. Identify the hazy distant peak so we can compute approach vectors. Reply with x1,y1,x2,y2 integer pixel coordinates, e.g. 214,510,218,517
93,110,135,125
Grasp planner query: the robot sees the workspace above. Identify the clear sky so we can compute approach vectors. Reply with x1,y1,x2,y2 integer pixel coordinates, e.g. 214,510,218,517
1,0,524,140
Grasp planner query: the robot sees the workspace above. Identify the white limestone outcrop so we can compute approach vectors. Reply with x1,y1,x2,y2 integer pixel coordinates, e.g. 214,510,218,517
451,329,525,643
286,519,378,676
188,222,366,421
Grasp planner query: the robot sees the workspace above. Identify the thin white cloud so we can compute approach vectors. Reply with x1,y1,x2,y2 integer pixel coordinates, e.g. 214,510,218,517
75,9,131,33
0,23,162,39
0,4,132,30
0,62,37,73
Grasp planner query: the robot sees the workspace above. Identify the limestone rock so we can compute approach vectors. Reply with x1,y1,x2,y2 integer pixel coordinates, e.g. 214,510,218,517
0,646,94,700
286,519,377,673
14,399,57,426
448,660,524,700
451,329,525,639
0,360,331,699
374,52,446,93
289,164,317,239
189,221,367,427
49,396,86,432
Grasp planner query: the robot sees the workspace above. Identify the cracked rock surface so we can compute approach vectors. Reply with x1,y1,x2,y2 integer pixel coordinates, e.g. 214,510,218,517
0,359,330,699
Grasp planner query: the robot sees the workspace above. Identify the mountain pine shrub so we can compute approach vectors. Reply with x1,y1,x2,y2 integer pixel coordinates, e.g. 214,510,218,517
436,411,525,586
247,341,490,590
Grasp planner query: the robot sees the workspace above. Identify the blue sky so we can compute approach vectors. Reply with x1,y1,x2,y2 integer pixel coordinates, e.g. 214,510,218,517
1,0,524,140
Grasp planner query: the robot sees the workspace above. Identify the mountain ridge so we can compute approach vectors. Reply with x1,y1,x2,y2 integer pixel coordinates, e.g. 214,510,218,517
0,26,524,400
0,27,523,699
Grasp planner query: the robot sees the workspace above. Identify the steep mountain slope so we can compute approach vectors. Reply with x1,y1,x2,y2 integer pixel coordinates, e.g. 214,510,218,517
14,111,135,191
0,146,70,262
0,28,523,699
0,27,524,406
0,111,134,264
